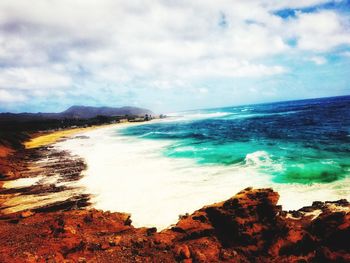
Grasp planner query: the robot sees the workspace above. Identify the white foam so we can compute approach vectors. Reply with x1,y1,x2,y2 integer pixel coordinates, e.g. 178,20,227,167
168,111,232,121
54,126,350,229
274,179,350,211
245,151,272,166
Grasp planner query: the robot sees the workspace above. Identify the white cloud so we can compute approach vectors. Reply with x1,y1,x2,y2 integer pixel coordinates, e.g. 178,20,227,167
0,67,71,90
0,89,26,103
0,0,348,108
340,51,350,57
174,58,287,78
286,10,350,51
308,56,327,65
198,87,209,94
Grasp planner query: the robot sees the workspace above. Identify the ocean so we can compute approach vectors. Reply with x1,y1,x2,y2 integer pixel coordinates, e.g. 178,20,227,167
56,95,350,229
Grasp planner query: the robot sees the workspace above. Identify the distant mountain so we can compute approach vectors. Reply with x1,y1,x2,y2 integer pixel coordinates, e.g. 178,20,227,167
0,106,154,122
61,106,153,119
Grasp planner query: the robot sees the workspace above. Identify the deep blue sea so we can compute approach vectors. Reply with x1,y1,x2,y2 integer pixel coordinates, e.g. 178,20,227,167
122,96,350,185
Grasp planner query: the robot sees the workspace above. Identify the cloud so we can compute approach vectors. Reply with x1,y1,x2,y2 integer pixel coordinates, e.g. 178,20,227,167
308,56,327,65
0,67,71,90
0,0,349,111
340,51,350,57
198,87,209,94
286,10,350,51
0,89,26,103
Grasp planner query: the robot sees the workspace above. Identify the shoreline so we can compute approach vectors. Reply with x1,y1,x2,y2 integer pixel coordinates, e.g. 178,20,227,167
3,119,350,221
0,119,165,217
1,120,155,216
54,121,350,229
0,120,349,261
24,120,149,149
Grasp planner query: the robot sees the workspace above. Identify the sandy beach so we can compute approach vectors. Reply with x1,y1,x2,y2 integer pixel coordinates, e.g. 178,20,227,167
0,121,151,214
24,121,139,149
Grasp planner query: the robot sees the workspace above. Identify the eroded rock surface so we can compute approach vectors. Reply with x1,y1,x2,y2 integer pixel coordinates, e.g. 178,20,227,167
0,188,349,262
0,145,89,215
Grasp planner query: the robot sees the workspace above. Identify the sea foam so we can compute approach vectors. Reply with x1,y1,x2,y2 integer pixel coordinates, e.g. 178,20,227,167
54,124,350,230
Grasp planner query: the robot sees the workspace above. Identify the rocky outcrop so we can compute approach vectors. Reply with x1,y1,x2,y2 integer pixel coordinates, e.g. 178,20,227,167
0,188,349,262
0,145,89,216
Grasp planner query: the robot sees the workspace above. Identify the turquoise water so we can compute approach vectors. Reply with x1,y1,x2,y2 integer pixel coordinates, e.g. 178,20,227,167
121,96,350,185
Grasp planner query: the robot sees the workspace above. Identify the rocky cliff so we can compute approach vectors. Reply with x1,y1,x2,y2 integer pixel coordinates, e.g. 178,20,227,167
0,188,349,262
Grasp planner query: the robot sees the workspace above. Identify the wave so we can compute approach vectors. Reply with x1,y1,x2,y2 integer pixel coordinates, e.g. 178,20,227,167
137,131,183,138
219,110,300,121
53,125,350,229
165,108,300,123
244,151,272,167
167,111,232,121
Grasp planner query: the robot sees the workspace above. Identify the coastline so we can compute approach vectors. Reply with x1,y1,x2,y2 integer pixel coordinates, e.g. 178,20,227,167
24,121,144,149
54,120,350,229
0,120,153,216
2,118,350,217
0,120,349,262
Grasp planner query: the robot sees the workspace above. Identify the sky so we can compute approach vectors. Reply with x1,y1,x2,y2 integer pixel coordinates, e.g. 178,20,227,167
0,0,349,113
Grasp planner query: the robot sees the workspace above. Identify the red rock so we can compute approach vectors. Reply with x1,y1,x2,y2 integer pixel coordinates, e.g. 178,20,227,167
175,244,191,259
21,210,35,218
192,249,206,262
108,235,122,246
0,188,349,262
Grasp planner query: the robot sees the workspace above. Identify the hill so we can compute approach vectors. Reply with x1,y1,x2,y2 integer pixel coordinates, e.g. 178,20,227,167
61,106,153,119
0,106,153,122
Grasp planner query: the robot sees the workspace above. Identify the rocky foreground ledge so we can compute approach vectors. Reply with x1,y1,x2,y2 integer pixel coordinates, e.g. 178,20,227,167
0,188,349,263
